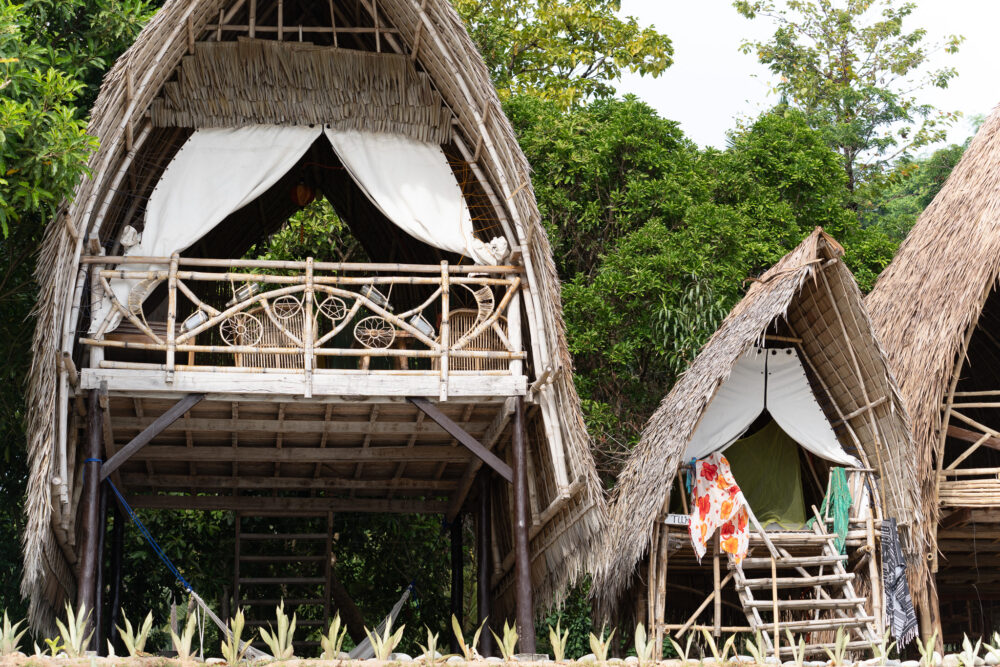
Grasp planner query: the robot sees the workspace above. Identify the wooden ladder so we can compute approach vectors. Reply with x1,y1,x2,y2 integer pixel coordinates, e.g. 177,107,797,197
731,514,877,657
234,512,334,652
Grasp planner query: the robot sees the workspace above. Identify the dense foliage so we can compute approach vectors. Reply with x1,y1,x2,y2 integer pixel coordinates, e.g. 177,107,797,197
0,0,972,654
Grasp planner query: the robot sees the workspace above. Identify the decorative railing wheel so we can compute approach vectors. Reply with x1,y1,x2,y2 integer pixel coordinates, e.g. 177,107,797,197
221,312,264,346
319,295,348,323
271,295,303,319
354,316,395,349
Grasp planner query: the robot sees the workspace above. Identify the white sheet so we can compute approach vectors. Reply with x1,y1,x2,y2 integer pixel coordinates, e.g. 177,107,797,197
91,125,322,331
683,348,767,461
764,348,861,467
324,128,504,264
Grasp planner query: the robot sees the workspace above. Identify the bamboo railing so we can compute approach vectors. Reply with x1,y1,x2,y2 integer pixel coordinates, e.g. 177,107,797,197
81,255,525,399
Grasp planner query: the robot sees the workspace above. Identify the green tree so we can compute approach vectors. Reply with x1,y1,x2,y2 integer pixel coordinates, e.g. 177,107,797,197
454,0,673,107
734,0,963,192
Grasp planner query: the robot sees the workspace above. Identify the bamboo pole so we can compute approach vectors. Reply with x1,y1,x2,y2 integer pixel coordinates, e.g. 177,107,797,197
440,260,450,401
166,253,178,382
84,255,520,273
304,257,314,398
771,557,780,656
713,533,722,637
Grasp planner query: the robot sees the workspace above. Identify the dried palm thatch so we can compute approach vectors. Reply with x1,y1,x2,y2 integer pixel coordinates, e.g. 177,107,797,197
593,228,922,617
24,0,605,632
866,103,1000,620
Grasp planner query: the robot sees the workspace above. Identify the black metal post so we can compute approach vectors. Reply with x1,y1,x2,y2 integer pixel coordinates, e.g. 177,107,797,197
94,485,108,655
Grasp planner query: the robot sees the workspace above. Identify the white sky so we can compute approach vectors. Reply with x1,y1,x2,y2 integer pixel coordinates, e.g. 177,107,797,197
615,0,1000,150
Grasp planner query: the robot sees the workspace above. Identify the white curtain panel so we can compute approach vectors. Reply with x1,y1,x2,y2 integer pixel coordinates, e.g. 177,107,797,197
91,125,322,332
324,128,504,265
764,348,861,467
683,347,767,461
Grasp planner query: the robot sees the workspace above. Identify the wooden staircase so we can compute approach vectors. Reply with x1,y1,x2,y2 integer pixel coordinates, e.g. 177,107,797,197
732,514,878,657
234,512,334,652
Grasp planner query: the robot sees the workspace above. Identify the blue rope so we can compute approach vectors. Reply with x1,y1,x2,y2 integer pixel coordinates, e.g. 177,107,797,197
105,479,193,592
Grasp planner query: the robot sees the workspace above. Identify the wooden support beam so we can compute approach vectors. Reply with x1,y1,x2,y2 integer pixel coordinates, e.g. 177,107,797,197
125,445,472,464
78,388,103,649
120,473,456,492
947,425,1000,452
100,393,205,480
940,508,973,530
409,397,513,483
113,415,491,436
511,397,535,652
127,495,447,513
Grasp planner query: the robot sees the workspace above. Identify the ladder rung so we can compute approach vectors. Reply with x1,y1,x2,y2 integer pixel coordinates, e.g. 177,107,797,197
746,597,866,610
240,533,328,540
239,555,327,562
240,599,324,606
740,573,855,589
754,615,875,632
738,555,847,568
238,577,325,584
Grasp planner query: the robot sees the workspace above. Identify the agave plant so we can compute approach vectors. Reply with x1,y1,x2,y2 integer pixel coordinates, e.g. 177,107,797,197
0,610,27,655
589,624,616,662
958,635,982,667
419,627,444,665
364,618,405,661
744,632,767,665
56,602,92,658
785,630,806,667
984,632,1000,666
491,620,518,661
915,631,939,667
668,633,695,665
259,600,296,660
454,614,487,661
869,629,897,665
171,611,198,661
117,609,153,657
220,608,254,666
701,629,736,663
823,627,851,667
548,620,570,662
321,612,348,660
633,623,654,664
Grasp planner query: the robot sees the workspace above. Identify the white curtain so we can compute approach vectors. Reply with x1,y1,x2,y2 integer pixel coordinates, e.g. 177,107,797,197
683,348,767,460
90,125,322,332
324,128,504,264
764,348,861,467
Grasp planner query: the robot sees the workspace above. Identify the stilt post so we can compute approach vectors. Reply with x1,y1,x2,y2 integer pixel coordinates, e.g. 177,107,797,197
450,513,464,654
95,485,108,655
512,397,536,653
78,388,104,650
478,472,494,657
108,502,124,656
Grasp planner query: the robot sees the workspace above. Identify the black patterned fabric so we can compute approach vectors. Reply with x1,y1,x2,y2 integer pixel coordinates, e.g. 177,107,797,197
882,517,918,646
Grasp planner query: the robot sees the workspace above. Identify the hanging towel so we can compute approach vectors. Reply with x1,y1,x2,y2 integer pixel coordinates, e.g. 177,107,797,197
809,466,852,553
688,453,750,564
882,517,918,647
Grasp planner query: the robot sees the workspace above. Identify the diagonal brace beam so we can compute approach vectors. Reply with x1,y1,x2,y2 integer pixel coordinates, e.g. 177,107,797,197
101,393,205,481
408,397,513,483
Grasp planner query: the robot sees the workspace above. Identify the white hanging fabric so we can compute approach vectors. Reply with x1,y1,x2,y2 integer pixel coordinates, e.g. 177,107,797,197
324,128,505,264
683,348,767,461
90,125,322,332
764,348,861,467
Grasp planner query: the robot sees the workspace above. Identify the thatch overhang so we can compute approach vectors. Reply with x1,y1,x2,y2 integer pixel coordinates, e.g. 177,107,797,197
24,0,605,631
593,228,922,617
866,104,1000,621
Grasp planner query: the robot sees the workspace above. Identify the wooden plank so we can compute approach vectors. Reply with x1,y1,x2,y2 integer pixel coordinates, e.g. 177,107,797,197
947,425,1000,452
125,445,472,464
739,573,855,589
120,473,456,492
127,495,447,513
100,393,204,480
940,508,973,529
113,416,491,436
409,397,513,482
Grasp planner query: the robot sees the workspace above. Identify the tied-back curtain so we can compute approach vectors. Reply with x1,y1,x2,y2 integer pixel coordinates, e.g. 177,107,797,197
90,125,322,332
324,128,503,265
764,348,861,467
683,348,767,461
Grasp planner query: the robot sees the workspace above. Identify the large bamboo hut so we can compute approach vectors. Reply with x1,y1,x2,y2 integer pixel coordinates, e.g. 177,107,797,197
22,0,605,652
595,229,923,658
866,104,1000,643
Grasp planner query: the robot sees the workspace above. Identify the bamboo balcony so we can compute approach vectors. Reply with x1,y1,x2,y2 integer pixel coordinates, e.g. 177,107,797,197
78,255,527,400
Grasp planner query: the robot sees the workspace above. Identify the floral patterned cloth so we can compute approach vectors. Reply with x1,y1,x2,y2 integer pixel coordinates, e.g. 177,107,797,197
688,452,750,564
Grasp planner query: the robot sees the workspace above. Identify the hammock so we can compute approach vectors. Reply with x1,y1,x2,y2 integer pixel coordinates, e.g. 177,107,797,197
107,478,413,660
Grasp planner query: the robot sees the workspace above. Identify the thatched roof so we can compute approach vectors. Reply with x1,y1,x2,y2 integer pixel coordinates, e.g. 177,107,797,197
24,0,605,631
866,103,1000,594
593,228,922,615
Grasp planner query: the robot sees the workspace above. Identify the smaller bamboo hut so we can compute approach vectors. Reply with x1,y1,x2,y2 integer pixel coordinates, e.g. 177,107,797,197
595,228,923,658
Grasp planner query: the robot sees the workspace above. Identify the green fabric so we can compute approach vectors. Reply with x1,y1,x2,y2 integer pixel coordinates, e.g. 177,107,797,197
724,420,807,529
808,466,852,553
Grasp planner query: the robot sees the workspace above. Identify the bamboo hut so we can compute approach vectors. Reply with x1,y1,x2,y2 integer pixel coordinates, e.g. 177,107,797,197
595,229,923,658
866,104,1000,643
22,0,605,651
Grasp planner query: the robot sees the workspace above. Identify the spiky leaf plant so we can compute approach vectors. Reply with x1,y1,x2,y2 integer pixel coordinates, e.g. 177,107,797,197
0,610,27,655
785,630,806,667
454,614,487,661
56,603,93,658
365,618,405,661
171,611,198,661
633,623,653,664
491,620,518,661
321,612,348,660
259,600,296,660
549,620,570,662
220,608,254,666
588,624,616,662
420,627,445,665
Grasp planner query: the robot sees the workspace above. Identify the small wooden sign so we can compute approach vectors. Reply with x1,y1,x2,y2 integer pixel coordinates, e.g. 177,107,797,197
664,513,690,526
